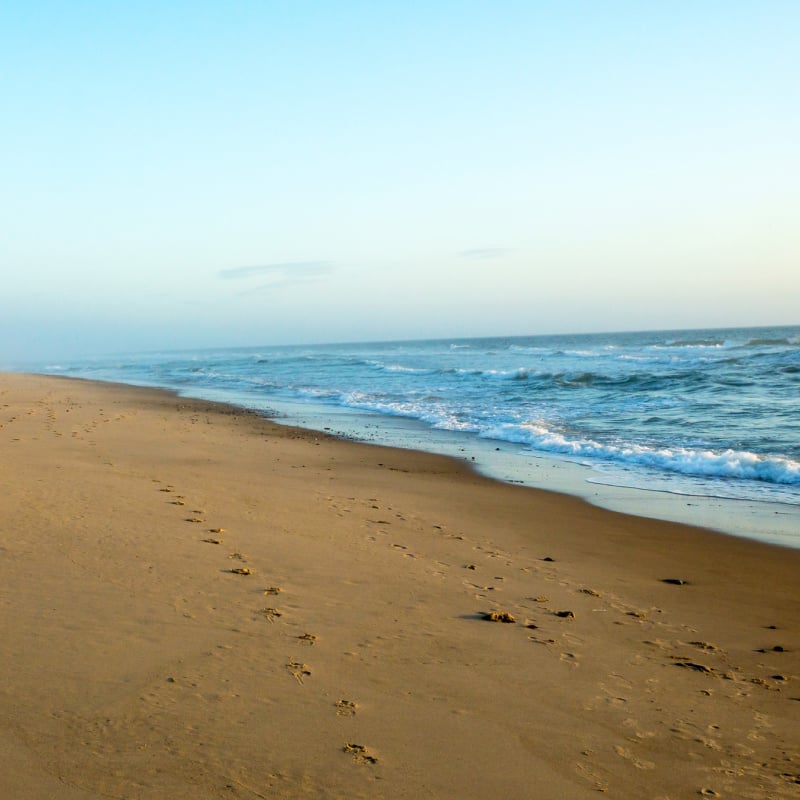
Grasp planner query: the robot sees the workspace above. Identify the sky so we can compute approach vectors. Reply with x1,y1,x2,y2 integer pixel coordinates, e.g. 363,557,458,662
2,1,799,363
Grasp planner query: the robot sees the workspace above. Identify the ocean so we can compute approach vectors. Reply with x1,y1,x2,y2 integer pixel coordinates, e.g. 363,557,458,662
34,325,800,548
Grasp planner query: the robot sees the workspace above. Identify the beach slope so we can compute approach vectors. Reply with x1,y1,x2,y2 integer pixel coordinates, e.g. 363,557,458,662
1,373,798,799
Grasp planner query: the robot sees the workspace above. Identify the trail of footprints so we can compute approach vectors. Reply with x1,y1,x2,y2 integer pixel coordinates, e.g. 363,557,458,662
358,489,795,688
155,481,376,768
154,481,796,791
2,392,134,452
333,490,799,795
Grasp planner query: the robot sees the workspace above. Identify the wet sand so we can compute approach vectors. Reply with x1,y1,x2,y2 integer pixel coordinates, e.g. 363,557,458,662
1,373,798,799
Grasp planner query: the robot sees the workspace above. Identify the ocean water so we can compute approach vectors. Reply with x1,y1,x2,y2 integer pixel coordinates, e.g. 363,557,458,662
34,325,800,546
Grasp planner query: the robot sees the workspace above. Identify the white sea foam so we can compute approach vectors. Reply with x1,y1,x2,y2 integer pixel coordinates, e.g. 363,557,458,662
318,390,800,487
381,363,428,373
511,423,800,484
565,349,605,357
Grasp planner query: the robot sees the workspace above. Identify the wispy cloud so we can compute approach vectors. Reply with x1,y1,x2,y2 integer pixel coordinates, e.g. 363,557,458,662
219,261,335,293
220,261,334,280
458,247,512,260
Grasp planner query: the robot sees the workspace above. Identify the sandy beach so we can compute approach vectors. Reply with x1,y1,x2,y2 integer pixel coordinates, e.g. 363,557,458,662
1,372,798,799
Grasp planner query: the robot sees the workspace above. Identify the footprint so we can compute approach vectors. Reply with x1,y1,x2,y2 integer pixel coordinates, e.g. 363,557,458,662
688,641,722,653
297,633,317,645
614,744,655,770
287,661,311,684
481,611,516,623
335,699,357,717
343,743,378,764
673,660,715,675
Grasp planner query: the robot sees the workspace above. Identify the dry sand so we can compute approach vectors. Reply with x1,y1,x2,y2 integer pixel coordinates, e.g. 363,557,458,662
1,373,798,799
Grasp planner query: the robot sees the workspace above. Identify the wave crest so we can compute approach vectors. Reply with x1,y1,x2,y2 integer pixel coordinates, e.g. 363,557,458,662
512,424,800,485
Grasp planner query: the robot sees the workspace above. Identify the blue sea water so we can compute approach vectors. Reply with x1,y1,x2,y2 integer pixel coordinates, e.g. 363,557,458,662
33,325,800,544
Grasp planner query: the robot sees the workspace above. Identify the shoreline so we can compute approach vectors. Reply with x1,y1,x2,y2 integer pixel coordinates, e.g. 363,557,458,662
255,395,800,550
56,376,800,550
2,373,798,799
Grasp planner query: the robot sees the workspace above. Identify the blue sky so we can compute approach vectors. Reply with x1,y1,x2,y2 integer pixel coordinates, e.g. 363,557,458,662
2,1,798,362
